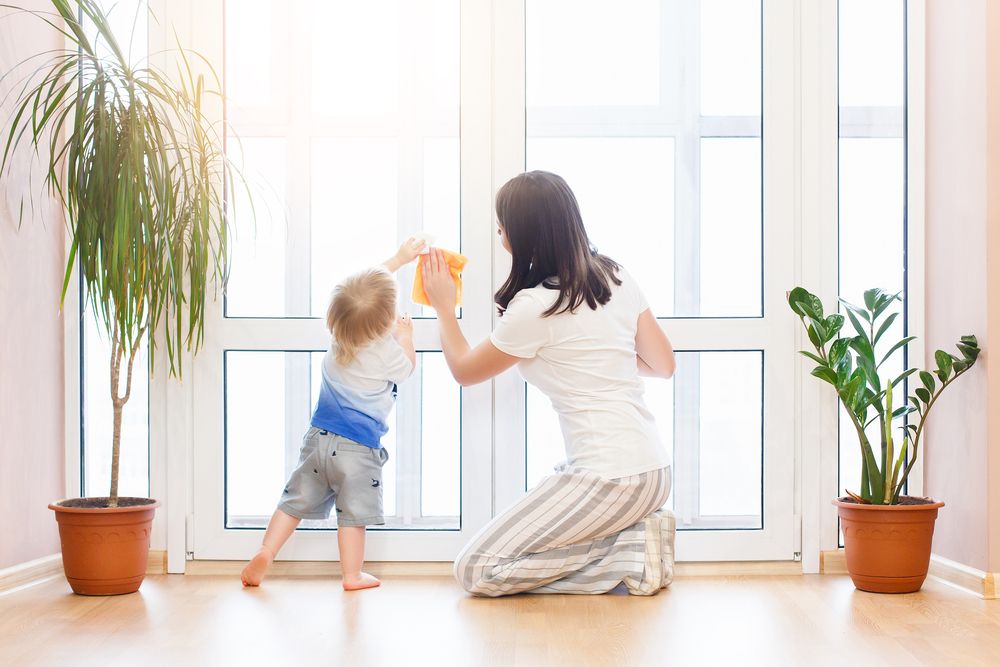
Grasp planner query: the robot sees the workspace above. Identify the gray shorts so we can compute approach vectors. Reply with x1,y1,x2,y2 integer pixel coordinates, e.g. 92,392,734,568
277,428,389,527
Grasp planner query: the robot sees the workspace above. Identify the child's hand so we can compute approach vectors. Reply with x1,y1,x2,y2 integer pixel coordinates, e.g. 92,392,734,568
394,312,414,339
383,238,427,273
422,248,458,314
396,238,427,265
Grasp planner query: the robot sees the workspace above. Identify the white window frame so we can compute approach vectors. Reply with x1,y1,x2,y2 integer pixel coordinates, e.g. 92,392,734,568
52,0,923,573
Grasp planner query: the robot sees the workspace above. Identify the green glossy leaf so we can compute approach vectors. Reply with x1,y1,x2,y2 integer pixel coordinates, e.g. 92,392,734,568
807,324,822,348
873,312,899,345
788,287,823,320
829,338,851,365
840,299,871,324
935,350,954,379
872,291,902,320
835,352,852,384
890,368,917,388
915,387,931,405
823,314,844,342
919,370,935,393
957,343,981,362
799,350,825,365
863,288,881,312
879,336,917,367
811,366,839,387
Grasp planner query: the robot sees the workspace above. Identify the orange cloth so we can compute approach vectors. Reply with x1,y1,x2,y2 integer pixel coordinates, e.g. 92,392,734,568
412,249,468,307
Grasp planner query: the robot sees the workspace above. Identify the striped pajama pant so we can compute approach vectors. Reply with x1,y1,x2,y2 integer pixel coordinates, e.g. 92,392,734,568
454,466,672,597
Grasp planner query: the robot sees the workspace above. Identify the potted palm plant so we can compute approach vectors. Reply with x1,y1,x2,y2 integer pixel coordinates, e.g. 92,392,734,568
2,0,241,594
788,287,980,593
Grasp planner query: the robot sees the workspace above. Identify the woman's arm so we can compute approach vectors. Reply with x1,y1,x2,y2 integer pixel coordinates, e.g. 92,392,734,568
635,309,675,378
437,311,520,385
422,248,519,386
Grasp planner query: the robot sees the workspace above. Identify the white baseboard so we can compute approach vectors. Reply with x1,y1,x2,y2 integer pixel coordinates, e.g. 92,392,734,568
0,554,63,595
183,560,454,576
929,554,998,599
179,559,801,578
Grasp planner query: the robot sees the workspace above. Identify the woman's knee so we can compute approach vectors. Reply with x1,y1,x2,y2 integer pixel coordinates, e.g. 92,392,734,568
453,552,503,596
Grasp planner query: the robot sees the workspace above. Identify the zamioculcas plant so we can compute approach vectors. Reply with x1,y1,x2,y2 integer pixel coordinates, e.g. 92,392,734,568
788,287,980,505
1,0,245,507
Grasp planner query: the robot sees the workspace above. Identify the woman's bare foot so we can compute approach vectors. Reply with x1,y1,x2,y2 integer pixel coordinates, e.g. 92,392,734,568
342,571,381,591
241,548,274,587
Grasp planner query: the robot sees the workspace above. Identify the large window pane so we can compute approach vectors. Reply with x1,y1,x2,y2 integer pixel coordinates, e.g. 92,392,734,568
838,0,905,108
82,313,149,497
838,1,906,520
526,138,676,315
80,0,149,499
526,351,762,529
526,0,762,318
224,0,276,113
225,138,288,316
311,1,399,116
700,0,762,116
226,351,459,530
310,138,399,316
526,0,661,107
224,0,460,318
699,138,762,316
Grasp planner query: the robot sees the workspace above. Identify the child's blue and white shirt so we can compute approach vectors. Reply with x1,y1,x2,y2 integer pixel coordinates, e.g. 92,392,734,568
310,335,414,448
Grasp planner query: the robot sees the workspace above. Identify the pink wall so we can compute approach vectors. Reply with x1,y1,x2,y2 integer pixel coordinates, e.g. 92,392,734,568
0,2,67,570
924,0,1000,573
986,0,1000,574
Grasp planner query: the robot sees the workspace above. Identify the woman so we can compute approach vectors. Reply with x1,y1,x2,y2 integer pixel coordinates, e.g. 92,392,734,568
422,171,676,597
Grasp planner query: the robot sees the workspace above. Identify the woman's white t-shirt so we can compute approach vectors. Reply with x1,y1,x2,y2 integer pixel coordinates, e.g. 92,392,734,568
490,269,671,479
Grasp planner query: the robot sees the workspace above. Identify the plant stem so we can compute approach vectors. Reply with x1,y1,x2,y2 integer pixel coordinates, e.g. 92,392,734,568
892,371,960,501
109,329,123,507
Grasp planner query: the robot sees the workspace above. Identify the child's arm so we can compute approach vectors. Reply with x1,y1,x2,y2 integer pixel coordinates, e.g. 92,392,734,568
383,238,426,273
393,313,417,372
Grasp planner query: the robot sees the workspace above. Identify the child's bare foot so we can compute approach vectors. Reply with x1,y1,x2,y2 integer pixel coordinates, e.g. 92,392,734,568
342,571,381,591
241,548,274,587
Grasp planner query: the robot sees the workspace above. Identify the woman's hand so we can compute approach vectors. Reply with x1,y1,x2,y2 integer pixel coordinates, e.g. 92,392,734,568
422,248,458,315
383,237,427,272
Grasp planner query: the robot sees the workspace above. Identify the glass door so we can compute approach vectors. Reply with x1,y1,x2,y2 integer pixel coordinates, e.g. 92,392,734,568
190,0,797,563
191,0,494,560
493,0,798,561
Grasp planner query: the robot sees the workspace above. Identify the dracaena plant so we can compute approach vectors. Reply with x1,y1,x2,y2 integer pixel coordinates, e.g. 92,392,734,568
1,1,248,506
788,287,980,505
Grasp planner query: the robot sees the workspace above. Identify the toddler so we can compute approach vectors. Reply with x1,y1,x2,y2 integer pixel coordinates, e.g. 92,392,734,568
241,238,425,590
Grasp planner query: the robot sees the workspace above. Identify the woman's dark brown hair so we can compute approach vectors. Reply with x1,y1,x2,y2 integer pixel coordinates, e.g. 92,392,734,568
494,170,621,316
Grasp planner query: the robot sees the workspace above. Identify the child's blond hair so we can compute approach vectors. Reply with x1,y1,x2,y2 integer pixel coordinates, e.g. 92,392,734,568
326,267,398,365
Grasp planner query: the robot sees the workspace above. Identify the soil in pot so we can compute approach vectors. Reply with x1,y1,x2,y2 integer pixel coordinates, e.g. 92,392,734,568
835,496,943,594
50,497,160,596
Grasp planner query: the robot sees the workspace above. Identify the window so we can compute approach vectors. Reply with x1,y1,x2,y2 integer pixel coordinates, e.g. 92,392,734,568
225,351,459,529
525,0,762,318
211,0,465,547
224,0,460,319
524,0,766,531
527,351,763,529
837,0,907,514
80,0,150,498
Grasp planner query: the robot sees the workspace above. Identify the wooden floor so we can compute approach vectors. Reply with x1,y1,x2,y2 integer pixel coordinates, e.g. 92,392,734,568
1,573,999,667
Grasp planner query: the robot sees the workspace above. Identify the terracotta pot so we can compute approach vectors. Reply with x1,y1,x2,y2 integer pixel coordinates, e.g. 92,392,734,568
833,498,944,594
49,498,160,596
